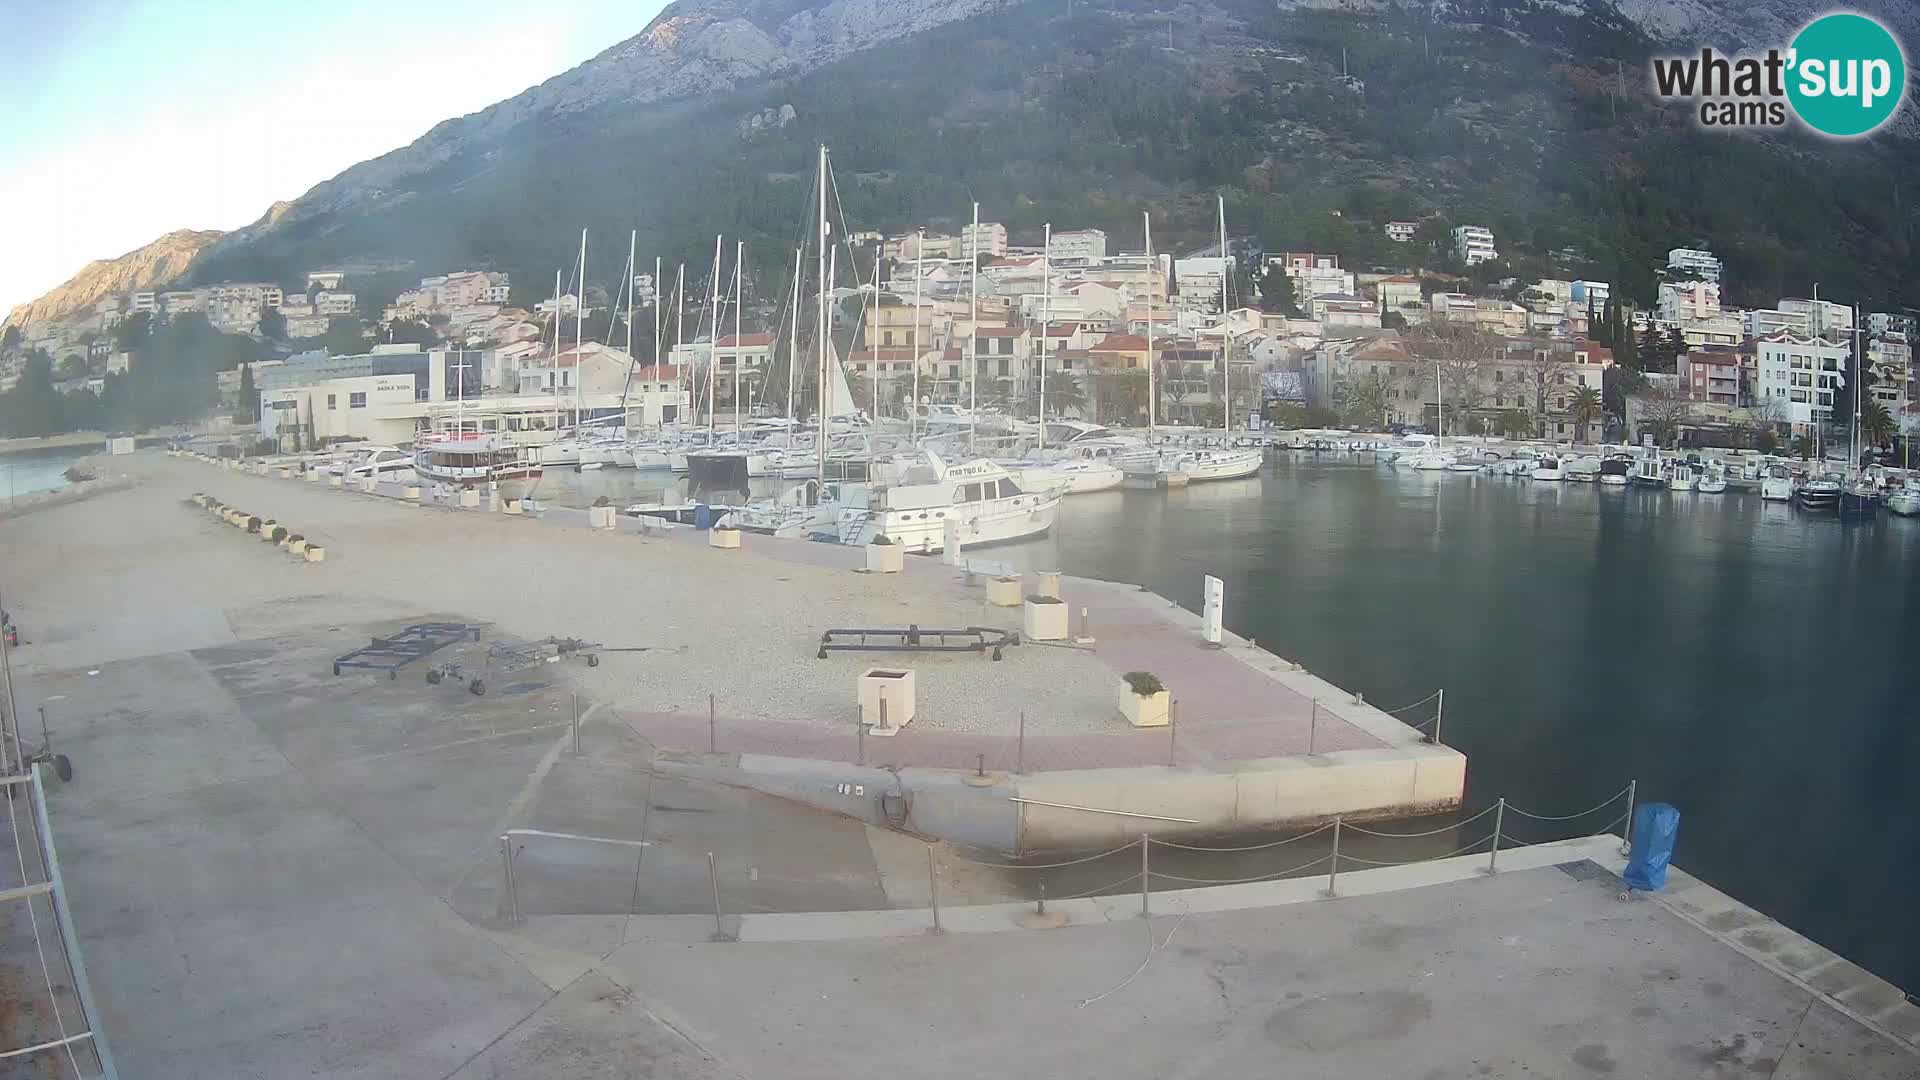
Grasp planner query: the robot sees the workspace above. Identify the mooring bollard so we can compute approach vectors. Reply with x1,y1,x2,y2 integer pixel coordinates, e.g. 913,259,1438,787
1484,798,1506,875
1037,881,1047,918
1324,816,1342,898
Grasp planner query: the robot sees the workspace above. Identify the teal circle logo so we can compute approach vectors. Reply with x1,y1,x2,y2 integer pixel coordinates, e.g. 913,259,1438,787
1786,13,1907,137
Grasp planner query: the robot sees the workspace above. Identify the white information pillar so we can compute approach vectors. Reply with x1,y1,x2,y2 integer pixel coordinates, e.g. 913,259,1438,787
1202,575,1225,646
943,518,964,566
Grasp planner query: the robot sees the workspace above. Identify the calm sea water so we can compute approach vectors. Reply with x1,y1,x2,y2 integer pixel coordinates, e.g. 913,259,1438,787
539,455,1920,990
0,446,92,504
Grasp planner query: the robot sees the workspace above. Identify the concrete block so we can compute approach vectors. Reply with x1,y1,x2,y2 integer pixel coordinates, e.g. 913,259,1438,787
858,668,915,734
1022,597,1068,640
1025,570,1062,599
1409,749,1468,810
588,505,616,529
358,476,378,494
307,469,322,482
864,543,903,573
1232,752,1416,825
459,489,481,508
327,474,343,488
404,486,422,501
254,462,269,475
287,539,307,555
304,545,326,562
986,576,1023,607
1118,687,1171,728
708,528,741,549
503,499,524,515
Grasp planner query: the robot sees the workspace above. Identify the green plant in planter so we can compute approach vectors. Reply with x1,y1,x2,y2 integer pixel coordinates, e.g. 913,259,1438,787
1122,671,1165,697
247,516,263,533
869,534,894,545
287,534,305,545
1026,593,1064,605
593,496,611,508
270,527,289,543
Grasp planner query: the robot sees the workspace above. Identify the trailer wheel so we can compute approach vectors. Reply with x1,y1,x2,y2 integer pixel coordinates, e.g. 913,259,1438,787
586,654,599,668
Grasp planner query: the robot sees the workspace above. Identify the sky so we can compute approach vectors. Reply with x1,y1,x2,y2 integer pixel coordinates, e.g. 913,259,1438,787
0,0,664,316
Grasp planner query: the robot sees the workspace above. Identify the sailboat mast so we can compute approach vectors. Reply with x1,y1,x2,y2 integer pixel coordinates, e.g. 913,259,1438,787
651,255,661,428
1144,210,1156,436
815,143,830,483
619,229,637,423
550,268,562,435
575,229,586,433
731,242,744,432
1218,193,1230,432
969,201,979,455
704,233,722,437
871,246,882,424
1040,222,1050,452
911,231,923,444
673,263,686,411
787,246,802,423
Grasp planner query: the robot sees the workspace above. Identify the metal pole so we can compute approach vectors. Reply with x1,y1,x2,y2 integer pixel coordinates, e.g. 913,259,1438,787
708,693,716,754
1139,832,1150,917
707,851,728,940
1168,697,1177,766
1324,816,1342,897
857,704,866,766
1037,880,1047,917
30,767,119,1080
1484,798,1505,875
926,845,942,933
499,834,520,923
1620,779,1637,855
1309,698,1318,755
1431,688,1444,746
570,692,580,755
1017,710,1026,774
976,752,985,779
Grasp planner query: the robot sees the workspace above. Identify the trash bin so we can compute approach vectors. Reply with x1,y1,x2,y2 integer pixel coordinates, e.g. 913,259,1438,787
1623,802,1680,893
693,503,713,530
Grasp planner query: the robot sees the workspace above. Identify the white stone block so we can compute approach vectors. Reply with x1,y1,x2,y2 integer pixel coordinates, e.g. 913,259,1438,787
708,527,741,549
459,488,481,508
986,576,1023,607
588,505,617,529
287,539,307,554
859,668,916,734
1022,597,1068,641
404,486,422,501
864,542,903,573
1117,687,1171,728
304,545,326,562
327,474,343,488
1025,570,1062,599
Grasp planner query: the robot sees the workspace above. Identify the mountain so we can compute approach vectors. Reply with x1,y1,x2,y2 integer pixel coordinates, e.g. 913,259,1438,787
181,0,1917,315
6,229,224,330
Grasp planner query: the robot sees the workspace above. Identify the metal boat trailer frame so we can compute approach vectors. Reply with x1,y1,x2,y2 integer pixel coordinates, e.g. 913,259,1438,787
333,622,486,678
816,625,1018,661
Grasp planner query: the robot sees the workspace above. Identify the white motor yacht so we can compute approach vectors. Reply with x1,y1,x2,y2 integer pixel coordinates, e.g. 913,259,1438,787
775,453,1061,551
1001,458,1125,495
412,434,542,499
324,445,416,482
1599,458,1631,486
1529,455,1565,481
1888,487,1920,516
1760,464,1795,501
1696,462,1728,494
1565,455,1602,483
1163,448,1264,482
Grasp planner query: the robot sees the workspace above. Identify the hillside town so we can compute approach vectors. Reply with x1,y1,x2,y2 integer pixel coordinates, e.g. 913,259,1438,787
2,221,1914,456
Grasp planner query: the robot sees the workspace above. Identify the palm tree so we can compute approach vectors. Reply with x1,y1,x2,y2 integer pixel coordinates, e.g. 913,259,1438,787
1860,398,1895,448
1569,386,1601,443
1044,372,1086,418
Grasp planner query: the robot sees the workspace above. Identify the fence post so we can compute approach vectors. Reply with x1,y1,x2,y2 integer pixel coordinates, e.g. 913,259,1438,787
708,692,716,754
1017,710,1026,774
1168,698,1178,767
707,851,729,941
1139,832,1151,917
1323,816,1342,898
571,692,581,755
1430,688,1445,746
499,834,520,924
927,845,942,933
1483,798,1506,875
1620,779,1637,855
857,704,866,766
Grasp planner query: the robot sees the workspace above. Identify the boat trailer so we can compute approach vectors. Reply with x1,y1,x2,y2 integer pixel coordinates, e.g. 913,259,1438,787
333,622,485,678
816,625,1018,661
427,636,603,696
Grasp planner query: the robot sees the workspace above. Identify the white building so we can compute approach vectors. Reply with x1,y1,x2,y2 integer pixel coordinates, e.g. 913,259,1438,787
1656,280,1721,325
1745,308,1812,338
314,290,358,316
1666,248,1722,282
131,291,158,314
1288,264,1355,307
1172,257,1230,312
1047,229,1107,265
1451,226,1498,266
1376,276,1424,320
1569,280,1611,308
1776,298,1853,339
306,271,346,290
1311,294,1382,329
1383,221,1418,243
961,221,1009,258
1754,332,1849,433
1867,312,1917,339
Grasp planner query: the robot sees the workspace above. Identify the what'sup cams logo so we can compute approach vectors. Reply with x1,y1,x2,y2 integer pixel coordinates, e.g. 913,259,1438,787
1651,13,1908,137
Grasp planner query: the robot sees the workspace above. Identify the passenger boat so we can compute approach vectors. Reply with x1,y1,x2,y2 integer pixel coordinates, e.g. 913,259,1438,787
1162,448,1264,482
1630,455,1667,488
412,434,543,499
1529,456,1565,482
1001,458,1125,495
1667,461,1697,492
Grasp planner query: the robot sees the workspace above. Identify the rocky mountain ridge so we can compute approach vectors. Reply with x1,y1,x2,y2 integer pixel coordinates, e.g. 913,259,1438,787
6,230,224,332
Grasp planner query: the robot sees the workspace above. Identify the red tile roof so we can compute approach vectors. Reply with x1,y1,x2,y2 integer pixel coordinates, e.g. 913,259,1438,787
1090,334,1149,352
974,326,1027,338
716,333,775,348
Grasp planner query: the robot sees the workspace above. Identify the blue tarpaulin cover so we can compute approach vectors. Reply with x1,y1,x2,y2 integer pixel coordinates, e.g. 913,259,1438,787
1623,802,1680,892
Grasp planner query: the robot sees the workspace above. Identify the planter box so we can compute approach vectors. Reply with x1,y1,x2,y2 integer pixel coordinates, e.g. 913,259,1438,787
258,522,279,541
327,475,344,488
1025,571,1062,599
459,489,481,508
307,470,322,482
358,476,378,494
864,543,904,573
503,499,524,515
1023,597,1069,641
859,668,916,735
254,463,269,476
986,577,1023,607
1117,687,1172,728
404,486,422,501
304,546,326,563
708,528,741,550
588,506,617,529
287,539,307,555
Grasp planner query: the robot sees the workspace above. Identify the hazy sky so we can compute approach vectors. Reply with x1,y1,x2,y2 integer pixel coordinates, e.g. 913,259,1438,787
0,0,663,315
